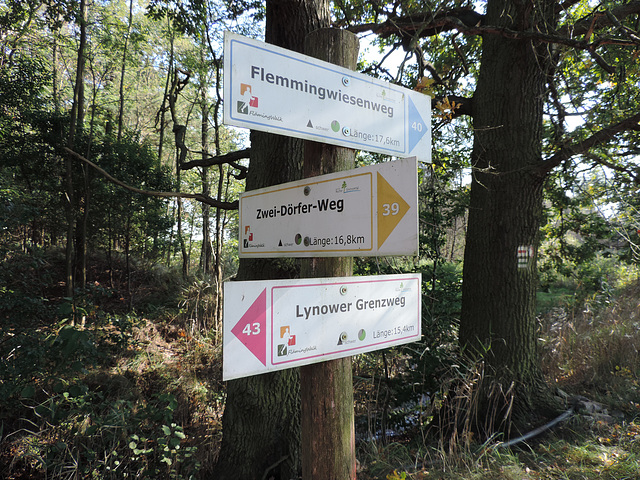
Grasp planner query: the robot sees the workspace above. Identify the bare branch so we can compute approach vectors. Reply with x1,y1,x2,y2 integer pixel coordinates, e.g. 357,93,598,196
562,1,640,37
348,2,640,50
180,147,250,171
63,147,239,210
538,112,640,180
587,47,616,74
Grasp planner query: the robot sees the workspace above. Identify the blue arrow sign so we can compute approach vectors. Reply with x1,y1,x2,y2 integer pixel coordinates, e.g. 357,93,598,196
408,96,428,154
223,32,431,163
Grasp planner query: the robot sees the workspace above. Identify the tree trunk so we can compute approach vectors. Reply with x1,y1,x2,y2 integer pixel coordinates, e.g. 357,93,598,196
117,0,134,141
459,0,561,431
52,15,60,115
299,28,358,480
64,0,88,299
212,132,304,480
78,69,100,291
176,171,189,278
212,1,330,478
158,30,174,167
199,68,213,277
213,171,228,343
78,164,91,289
212,54,225,341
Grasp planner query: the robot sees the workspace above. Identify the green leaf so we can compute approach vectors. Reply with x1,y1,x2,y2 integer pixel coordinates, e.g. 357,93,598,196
68,384,83,397
21,384,36,398
162,424,171,435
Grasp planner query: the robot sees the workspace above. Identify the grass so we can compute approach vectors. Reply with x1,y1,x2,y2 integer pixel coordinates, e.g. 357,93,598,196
356,278,640,480
1,251,639,479
0,252,224,479
356,415,640,479
536,287,574,314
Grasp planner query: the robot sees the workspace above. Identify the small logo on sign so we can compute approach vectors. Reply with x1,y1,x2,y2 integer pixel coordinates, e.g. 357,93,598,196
238,83,258,114
277,326,296,357
335,181,360,194
243,226,254,249
280,326,296,346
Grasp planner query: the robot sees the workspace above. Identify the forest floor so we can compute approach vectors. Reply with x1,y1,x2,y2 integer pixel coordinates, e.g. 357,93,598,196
1,251,639,479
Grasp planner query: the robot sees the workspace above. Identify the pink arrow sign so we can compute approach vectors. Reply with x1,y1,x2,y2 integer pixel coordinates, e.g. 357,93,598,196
231,288,267,366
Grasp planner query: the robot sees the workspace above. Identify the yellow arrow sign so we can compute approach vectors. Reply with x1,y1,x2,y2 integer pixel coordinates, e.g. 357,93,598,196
377,172,410,249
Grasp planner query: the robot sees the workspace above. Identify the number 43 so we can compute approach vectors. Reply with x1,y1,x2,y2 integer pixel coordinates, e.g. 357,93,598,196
242,323,261,335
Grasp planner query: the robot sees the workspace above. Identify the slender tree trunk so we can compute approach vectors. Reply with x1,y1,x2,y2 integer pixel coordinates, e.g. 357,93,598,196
78,165,91,289
459,0,561,431
212,55,225,341
160,29,176,270
158,29,174,166
214,170,228,342
199,65,213,277
108,207,114,288
125,208,133,311
64,155,75,298
201,178,212,275
213,2,330,478
52,16,60,115
117,0,134,141
64,0,88,298
176,182,189,278
169,65,190,278
78,68,99,290
166,201,175,267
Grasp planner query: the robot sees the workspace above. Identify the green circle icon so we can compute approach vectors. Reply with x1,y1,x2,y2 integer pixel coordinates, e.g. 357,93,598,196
331,120,340,132
358,329,366,341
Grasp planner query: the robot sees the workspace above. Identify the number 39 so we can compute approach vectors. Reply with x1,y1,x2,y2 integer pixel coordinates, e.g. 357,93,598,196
382,202,399,216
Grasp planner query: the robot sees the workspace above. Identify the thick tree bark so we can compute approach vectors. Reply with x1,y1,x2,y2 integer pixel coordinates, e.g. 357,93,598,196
459,0,562,431
299,28,359,480
212,1,330,479
212,132,304,480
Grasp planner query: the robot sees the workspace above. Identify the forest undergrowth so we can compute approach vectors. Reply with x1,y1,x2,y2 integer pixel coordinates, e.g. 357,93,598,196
1,250,639,479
